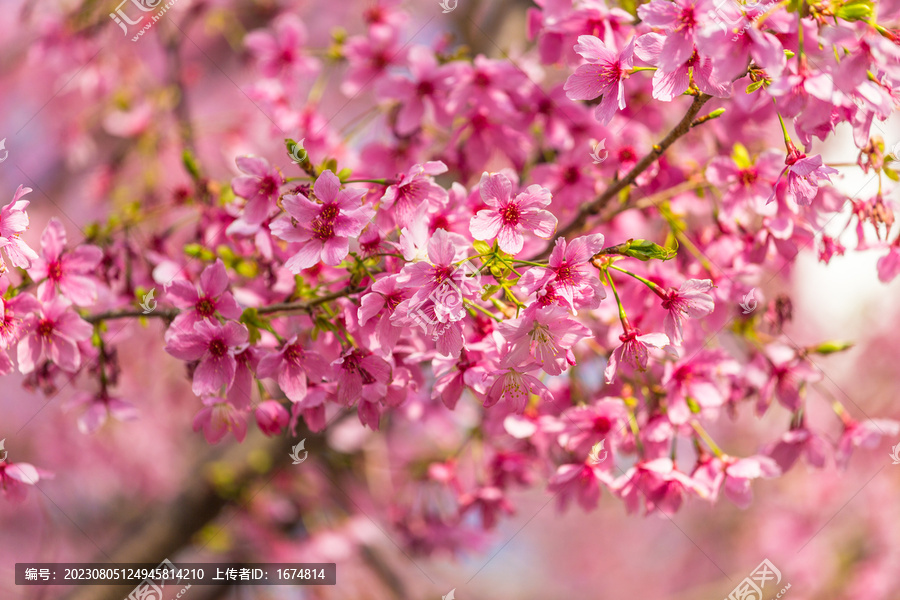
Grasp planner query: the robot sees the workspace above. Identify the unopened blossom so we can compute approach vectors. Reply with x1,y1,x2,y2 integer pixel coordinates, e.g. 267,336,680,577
519,234,606,312
270,170,374,272
469,172,557,255
380,161,449,228
256,335,329,402
255,400,290,436
564,35,635,125
604,329,670,384
165,259,243,337
193,396,247,444
164,320,250,396
0,185,39,272
231,156,285,225
28,218,103,306
484,367,552,413
498,305,591,376
18,296,93,374
661,278,715,345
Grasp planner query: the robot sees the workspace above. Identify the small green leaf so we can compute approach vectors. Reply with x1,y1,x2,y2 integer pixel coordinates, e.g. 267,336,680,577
836,0,873,21
884,166,899,182
182,149,202,180
812,341,854,355
746,80,766,93
619,239,677,261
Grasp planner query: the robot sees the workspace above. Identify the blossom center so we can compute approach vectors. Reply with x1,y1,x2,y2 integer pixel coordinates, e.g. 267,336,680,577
48,261,63,282
311,217,335,241
284,343,303,364
196,297,216,318
208,338,228,358
259,175,279,197
500,203,520,226
37,319,54,338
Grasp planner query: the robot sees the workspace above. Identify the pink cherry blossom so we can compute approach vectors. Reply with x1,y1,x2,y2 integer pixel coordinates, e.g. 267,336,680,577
497,305,591,376
270,170,374,272
604,329,670,384
17,296,93,373
231,156,285,225
193,397,248,444
469,172,557,255
244,14,319,80
255,400,290,436
28,218,103,306
484,367,552,413
564,35,635,125
379,161,449,228
165,259,243,336
256,335,329,402
0,185,39,272
520,234,606,312
660,278,715,345
164,320,249,396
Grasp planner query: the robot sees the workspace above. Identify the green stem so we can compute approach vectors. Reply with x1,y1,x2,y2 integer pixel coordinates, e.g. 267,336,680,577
464,299,501,322
609,264,666,298
604,268,630,330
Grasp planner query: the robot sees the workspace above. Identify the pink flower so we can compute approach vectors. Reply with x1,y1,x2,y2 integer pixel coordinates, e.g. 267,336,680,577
770,152,839,207
231,156,285,225
380,161,449,228
256,336,329,402
564,35,635,125
876,244,900,282
18,296,93,374
165,259,243,336
636,0,708,70
614,458,707,516
469,172,557,255
484,367,552,413
692,455,781,509
245,14,319,80
69,391,139,434
836,419,900,469
548,463,615,511
604,329,669,384
660,278,715,345
341,25,405,96
255,400,290,436
28,218,103,306
0,460,45,503
459,486,515,530
165,320,250,396
0,290,40,349
357,275,408,352
0,185,39,272
763,427,831,472
270,170,374,272
498,305,591,376
193,397,247,444
634,34,729,101
557,399,627,456
519,234,606,312
376,46,459,135
332,349,392,406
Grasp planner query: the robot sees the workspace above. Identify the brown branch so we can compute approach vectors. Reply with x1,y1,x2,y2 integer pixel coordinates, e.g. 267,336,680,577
531,93,714,259
83,287,363,324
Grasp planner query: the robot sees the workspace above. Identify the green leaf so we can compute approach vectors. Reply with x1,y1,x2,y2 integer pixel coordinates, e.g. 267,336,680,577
619,239,677,261
836,0,873,20
481,284,501,301
884,166,899,182
182,149,202,180
812,341,854,355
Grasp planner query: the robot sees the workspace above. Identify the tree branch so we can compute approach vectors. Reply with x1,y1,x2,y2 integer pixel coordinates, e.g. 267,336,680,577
531,93,714,259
